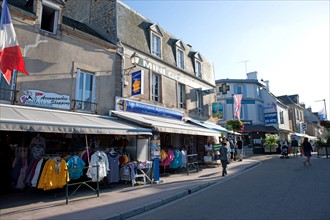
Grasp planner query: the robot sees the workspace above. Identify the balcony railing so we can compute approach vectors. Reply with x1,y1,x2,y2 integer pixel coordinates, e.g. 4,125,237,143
72,99,98,114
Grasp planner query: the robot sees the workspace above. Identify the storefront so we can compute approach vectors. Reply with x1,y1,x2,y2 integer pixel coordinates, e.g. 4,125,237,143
242,124,278,154
0,104,152,195
111,98,220,175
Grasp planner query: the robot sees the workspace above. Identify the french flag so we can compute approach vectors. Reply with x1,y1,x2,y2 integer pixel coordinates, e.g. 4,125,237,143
0,0,28,84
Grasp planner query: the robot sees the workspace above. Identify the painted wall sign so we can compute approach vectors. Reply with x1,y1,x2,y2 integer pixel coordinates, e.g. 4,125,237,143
264,112,278,124
20,89,70,110
131,70,144,96
135,56,213,90
115,97,183,120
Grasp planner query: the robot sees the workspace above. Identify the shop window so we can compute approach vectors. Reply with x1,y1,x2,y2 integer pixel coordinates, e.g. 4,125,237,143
152,73,160,102
40,1,60,34
74,69,97,113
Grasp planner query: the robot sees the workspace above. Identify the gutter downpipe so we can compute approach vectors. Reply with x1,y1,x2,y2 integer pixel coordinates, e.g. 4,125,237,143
117,41,125,98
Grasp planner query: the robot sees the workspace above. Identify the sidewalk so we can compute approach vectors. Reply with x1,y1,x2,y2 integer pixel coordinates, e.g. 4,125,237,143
0,158,259,220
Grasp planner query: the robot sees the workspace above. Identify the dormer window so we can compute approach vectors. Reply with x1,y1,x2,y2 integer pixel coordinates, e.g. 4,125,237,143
40,0,60,34
149,24,163,58
195,59,202,78
151,33,161,57
194,53,203,79
177,49,184,69
175,40,185,69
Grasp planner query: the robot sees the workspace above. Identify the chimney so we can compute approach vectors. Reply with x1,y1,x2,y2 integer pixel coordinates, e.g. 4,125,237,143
247,71,258,80
264,80,270,91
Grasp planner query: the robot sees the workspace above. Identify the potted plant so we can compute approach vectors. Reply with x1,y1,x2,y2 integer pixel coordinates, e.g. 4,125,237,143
264,134,278,153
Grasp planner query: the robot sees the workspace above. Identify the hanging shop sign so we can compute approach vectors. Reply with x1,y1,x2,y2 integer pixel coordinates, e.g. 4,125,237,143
20,89,70,110
115,97,183,120
211,102,223,119
131,70,144,96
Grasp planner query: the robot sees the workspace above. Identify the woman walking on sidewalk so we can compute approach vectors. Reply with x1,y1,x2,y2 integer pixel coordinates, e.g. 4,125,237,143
302,137,313,166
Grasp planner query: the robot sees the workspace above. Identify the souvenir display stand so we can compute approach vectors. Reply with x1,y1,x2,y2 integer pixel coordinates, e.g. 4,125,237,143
203,144,220,167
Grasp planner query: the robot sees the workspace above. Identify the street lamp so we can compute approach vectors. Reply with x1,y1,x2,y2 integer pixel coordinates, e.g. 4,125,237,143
315,99,327,120
125,52,140,75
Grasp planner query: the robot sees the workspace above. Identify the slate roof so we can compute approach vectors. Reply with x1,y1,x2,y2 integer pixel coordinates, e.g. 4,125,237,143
62,16,115,44
277,95,299,105
117,1,214,80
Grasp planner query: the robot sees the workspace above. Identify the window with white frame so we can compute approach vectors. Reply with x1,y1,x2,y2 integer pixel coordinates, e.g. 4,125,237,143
75,69,96,112
152,74,160,102
236,85,243,94
151,33,162,58
176,48,184,69
280,111,284,124
196,90,203,114
195,59,202,78
178,83,186,109
40,1,60,34
256,86,261,98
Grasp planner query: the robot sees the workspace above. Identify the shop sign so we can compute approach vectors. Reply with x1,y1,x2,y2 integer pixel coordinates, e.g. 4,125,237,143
211,102,223,119
137,57,211,90
264,112,278,124
227,99,255,104
115,97,183,120
131,70,144,96
20,89,70,110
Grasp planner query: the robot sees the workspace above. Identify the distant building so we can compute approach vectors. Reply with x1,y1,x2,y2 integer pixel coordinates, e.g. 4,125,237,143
215,71,292,151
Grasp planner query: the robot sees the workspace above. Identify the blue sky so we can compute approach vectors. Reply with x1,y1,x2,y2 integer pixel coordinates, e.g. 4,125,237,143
122,0,329,119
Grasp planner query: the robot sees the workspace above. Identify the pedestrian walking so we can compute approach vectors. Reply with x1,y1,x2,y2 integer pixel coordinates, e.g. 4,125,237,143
291,138,299,157
235,136,243,161
302,137,313,166
225,138,231,164
219,141,228,176
229,138,235,161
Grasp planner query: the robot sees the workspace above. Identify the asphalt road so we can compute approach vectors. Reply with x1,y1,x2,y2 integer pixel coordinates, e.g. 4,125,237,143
130,155,330,220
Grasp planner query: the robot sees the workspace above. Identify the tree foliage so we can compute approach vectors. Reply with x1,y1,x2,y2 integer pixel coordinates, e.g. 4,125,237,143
264,134,278,149
225,120,243,132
